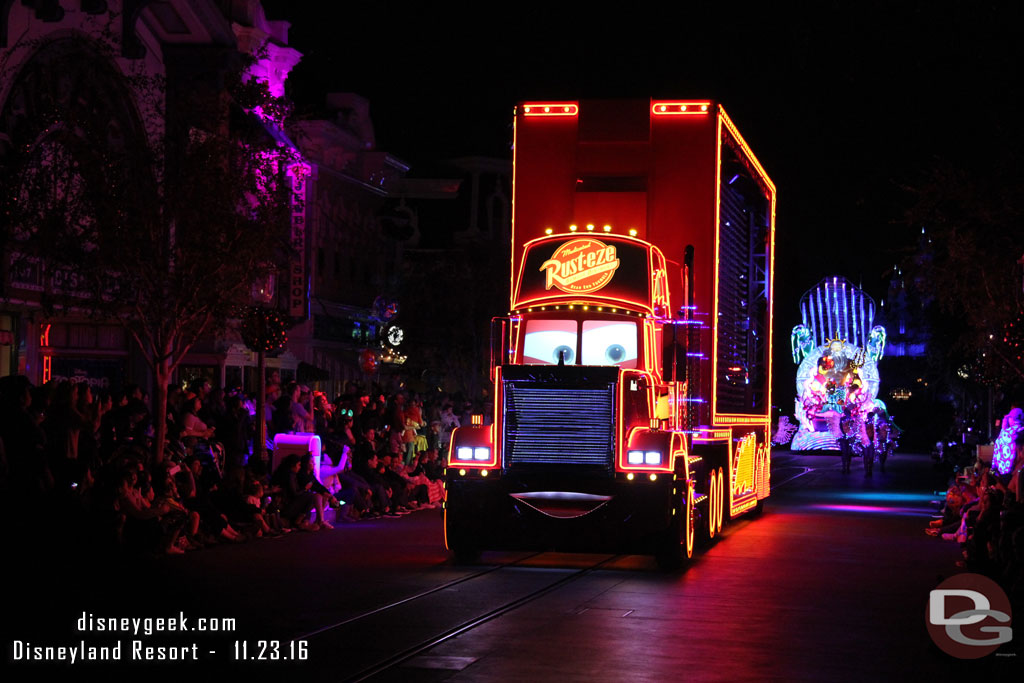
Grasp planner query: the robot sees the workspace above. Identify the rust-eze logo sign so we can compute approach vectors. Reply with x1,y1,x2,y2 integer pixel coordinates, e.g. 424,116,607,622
927,573,1012,658
540,239,621,294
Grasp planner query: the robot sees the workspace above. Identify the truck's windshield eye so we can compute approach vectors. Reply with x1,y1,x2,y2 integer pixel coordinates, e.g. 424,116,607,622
581,321,637,368
523,320,577,365
553,345,574,364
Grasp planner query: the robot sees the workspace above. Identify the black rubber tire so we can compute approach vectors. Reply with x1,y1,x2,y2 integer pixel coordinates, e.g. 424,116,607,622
451,544,481,564
656,483,694,570
655,520,683,571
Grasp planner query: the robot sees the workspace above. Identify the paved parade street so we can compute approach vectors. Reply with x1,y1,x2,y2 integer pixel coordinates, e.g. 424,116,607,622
8,451,1017,681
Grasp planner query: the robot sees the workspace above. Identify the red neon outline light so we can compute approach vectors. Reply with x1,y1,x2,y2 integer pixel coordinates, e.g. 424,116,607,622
651,101,711,116
522,103,579,117
711,105,776,427
511,112,518,308
40,323,52,384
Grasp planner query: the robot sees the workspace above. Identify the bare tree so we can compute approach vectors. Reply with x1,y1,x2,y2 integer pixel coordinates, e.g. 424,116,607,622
1,34,295,463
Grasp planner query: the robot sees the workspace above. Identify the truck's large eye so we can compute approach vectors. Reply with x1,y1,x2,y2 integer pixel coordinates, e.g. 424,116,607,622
581,322,637,367
523,320,577,365
553,345,575,364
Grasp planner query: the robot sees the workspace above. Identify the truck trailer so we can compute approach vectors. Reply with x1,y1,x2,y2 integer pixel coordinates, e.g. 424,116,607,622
445,99,775,567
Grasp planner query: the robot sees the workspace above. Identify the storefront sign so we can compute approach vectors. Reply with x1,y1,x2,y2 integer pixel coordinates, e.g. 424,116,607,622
8,252,122,298
50,357,125,392
288,164,310,319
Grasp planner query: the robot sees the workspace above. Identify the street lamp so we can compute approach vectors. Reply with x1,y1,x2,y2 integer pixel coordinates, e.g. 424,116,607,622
248,270,279,464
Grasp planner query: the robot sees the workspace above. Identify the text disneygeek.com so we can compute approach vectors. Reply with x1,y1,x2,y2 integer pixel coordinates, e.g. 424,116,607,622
8,612,309,664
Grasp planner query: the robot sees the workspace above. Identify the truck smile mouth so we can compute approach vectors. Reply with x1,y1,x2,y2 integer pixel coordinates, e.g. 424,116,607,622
509,491,612,519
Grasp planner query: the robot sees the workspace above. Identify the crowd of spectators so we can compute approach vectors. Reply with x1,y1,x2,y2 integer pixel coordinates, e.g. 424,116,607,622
926,426,1024,604
0,373,476,557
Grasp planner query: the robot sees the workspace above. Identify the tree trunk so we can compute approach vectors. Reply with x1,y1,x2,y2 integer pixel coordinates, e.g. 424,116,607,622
152,354,172,466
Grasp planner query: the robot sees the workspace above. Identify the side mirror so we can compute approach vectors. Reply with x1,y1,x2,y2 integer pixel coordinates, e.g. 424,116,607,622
490,317,513,381
661,321,687,382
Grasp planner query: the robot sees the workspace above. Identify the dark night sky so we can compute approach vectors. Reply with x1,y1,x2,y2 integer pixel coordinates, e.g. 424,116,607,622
261,0,1022,329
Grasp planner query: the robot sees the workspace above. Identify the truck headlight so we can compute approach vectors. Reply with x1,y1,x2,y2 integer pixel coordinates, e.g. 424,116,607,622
644,451,662,465
456,447,474,461
473,447,490,461
628,450,644,465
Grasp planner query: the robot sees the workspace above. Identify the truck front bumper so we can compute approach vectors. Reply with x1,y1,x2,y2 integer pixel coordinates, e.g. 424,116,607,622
445,470,677,554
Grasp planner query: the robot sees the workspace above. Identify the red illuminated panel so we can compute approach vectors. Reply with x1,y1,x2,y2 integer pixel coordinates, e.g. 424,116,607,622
651,101,711,116
522,103,578,117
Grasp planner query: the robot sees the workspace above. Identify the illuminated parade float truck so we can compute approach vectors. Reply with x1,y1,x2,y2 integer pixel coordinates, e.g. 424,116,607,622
445,100,775,567
789,277,889,452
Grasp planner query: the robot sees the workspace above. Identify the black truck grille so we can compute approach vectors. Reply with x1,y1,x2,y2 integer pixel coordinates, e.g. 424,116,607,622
503,382,615,467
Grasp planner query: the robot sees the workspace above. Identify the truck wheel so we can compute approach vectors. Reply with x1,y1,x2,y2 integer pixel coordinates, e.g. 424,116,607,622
446,512,481,564
702,466,726,541
716,466,725,532
451,544,481,565
657,481,694,570
706,469,718,540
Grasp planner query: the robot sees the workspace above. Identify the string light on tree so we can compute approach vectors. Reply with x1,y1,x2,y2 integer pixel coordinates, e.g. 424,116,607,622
240,306,288,352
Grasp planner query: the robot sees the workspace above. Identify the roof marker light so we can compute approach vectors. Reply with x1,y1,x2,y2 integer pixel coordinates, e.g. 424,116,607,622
569,224,578,231
523,103,579,117
586,224,594,231
651,101,712,116
545,228,553,235
629,228,638,236
603,225,611,232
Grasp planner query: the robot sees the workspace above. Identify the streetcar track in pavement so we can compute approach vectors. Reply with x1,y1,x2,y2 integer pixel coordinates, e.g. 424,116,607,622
301,461,805,679
772,466,815,488
293,550,547,642
342,553,623,682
